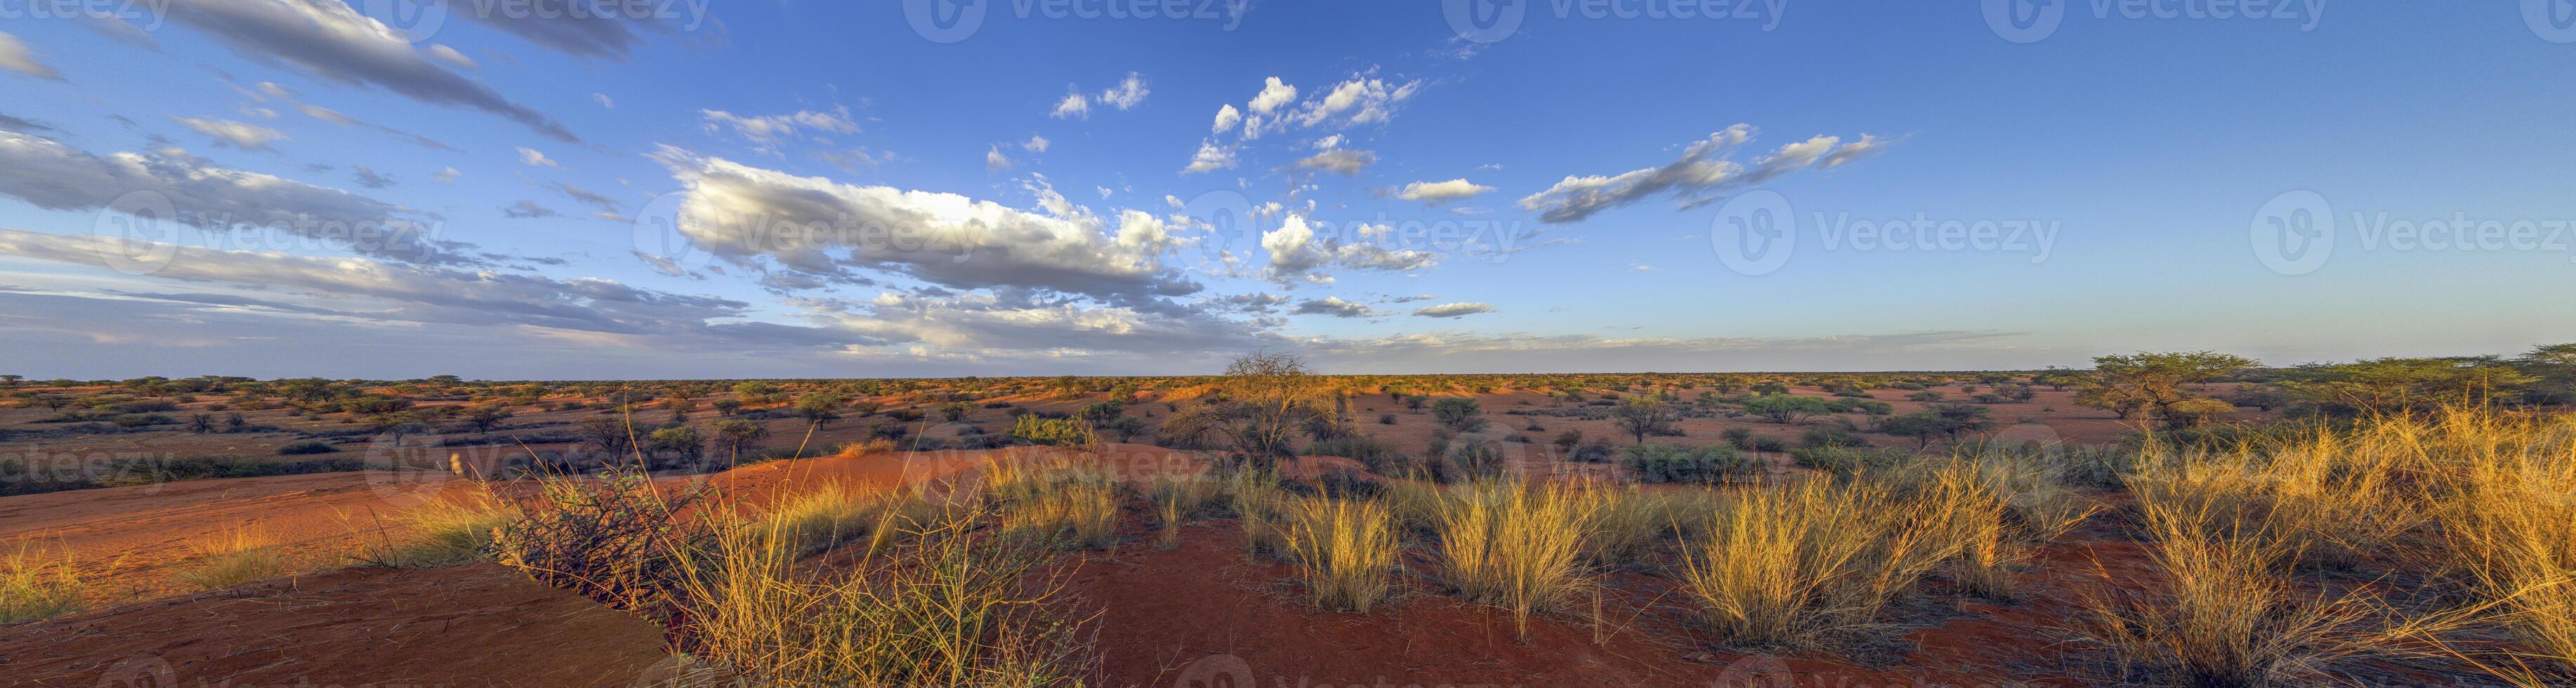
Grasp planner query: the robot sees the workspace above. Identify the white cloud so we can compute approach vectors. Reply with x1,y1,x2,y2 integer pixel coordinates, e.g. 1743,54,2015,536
426,44,476,70
700,107,860,143
1293,296,1378,318
593,92,615,109
160,0,576,141
433,166,460,183
655,150,1202,305
1518,125,1891,223
985,146,1015,172
1182,140,1237,175
1211,104,1242,133
171,117,288,150
1051,93,1090,119
1293,149,1375,176
1260,216,1436,284
1413,302,1494,318
517,147,558,167
1249,77,1297,114
0,31,63,81
0,130,464,264
1023,135,1051,152
1395,178,1494,204
1098,72,1149,110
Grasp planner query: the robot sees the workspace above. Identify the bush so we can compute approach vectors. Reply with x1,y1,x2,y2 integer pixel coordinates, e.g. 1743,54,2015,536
1305,435,1407,475
1431,397,1486,432
1624,443,1762,484
2,546,86,623
1009,414,1097,448
495,471,715,619
277,439,339,455
1789,446,1912,475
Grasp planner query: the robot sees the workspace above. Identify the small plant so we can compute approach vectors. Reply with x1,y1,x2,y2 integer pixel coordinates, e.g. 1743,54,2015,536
1144,471,1219,548
351,488,523,568
494,471,714,618
174,529,292,590
1,545,85,623
1282,496,1399,613
1435,480,1599,636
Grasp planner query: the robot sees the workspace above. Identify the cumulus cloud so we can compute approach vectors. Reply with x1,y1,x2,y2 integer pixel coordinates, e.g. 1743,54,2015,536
0,130,464,264
1182,140,1237,175
1023,135,1051,152
655,150,1202,306
1259,216,1437,284
1234,72,1422,140
433,166,460,183
1395,178,1493,204
171,117,287,150
1050,93,1089,119
1293,296,1378,318
1412,302,1494,318
1249,77,1297,114
1518,125,1890,223
0,31,64,81
518,147,558,167
162,0,577,142
1211,104,1242,133
1294,148,1375,176
1097,72,1149,110
985,146,1016,172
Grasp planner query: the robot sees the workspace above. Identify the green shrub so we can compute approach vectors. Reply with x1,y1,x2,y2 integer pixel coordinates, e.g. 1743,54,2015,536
1009,414,1097,448
1624,443,1762,484
277,439,339,455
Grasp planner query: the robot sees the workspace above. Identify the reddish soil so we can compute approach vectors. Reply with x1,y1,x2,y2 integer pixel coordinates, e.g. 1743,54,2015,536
1,444,2175,687
0,564,671,687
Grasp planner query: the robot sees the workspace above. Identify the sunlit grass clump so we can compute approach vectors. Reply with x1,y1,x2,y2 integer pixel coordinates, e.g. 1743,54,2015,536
1281,496,1398,613
174,529,293,590
1434,479,1599,635
1,545,86,623
352,488,523,568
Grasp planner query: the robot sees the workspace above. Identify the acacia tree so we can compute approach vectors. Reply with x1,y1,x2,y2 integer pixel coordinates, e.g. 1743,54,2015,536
2076,351,2257,429
1610,397,1678,444
1213,352,1338,470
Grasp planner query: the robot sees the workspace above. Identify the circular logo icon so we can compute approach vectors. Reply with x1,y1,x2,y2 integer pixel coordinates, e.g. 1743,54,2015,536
1169,653,1255,688
362,428,469,506
2250,190,2334,275
94,190,181,277
1983,0,2065,44
904,0,988,44
2525,0,2576,43
1710,653,1795,688
1711,190,1796,276
1178,189,1258,263
361,0,452,44
1443,0,1527,44
631,191,715,275
96,655,177,687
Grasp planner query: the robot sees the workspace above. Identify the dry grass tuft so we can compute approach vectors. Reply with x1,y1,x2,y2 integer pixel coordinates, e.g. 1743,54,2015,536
1281,496,1399,613
1,545,86,623
351,488,523,568
173,529,293,590
673,505,1096,687
1144,471,1220,548
1676,475,1964,648
1434,479,1599,635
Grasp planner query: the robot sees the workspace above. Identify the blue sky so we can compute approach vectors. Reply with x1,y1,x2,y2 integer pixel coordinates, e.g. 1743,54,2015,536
1,1,2571,379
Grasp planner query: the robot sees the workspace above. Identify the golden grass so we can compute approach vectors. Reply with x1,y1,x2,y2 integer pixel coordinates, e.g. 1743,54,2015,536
2072,487,2450,687
173,529,294,590
1143,471,1219,548
1,545,85,623
1676,475,1965,647
754,484,936,558
1281,496,1399,613
672,505,1096,686
2424,414,2576,672
1225,468,1288,557
351,488,523,568
1433,479,1598,635
988,461,1121,551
